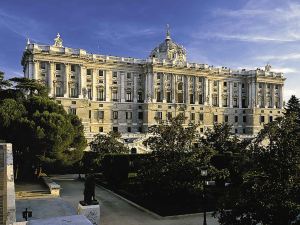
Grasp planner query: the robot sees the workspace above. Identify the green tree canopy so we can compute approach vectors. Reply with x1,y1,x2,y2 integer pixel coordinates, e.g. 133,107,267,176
0,74,86,178
218,114,300,225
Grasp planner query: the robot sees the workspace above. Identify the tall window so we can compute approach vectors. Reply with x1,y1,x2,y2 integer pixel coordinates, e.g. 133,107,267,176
70,87,78,98
223,97,228,107
233,98,238,107
55,64,61,71
190,94,194,104
113,71,118,78
113,111,118,119
69,108,76,115
167,112,172,120
126,92,132,102
55,86,63,97
40,62,46,70
126,112,132,119
99,70,104,76
213,96,218,106
138,112,143,120
87,69,92,75
98,111,104,120
190,113,195,121
112,91,118,101
71,64,76,72
156,91,161,102
87,88,92,100
167,92,171,103
127,73,131,79
97,89,104,101
177,93,183,103
178,82,183,91
138,91,143,102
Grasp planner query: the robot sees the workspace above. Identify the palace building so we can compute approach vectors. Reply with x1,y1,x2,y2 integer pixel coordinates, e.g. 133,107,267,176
21,29,285,149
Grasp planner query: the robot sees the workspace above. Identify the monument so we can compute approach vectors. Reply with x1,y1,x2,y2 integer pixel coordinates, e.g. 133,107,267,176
78,174,100,225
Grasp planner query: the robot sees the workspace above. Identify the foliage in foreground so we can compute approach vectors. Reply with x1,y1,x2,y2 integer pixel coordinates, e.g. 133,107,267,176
0,73,86,178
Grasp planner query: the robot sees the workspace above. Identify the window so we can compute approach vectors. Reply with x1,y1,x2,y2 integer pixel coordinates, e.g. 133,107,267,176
97,89,104,101
98,111,104,120
199,94,203,104
242,99,246,108
99,70,104,76
127,127,132,132
72,101,76,104
99,127,103,132
200,128,204,133
89,110,91,119
223,82,227,87
126,92,132,102
242,83,245,88
157,73,161,79
113,111,118,119
167,92,171,103
138,112,143,120
69,108,76,115
223,97,228,107
213,96,218,106
40,62,46,70
224,115,228,123
113,127,118,132
70,87,78,98
126,112,132,120
214,115,218,122
167,112,172,120
235,129,238,134
269,116,273,122
56,64,61,71
214,80,218,86
177,93,183,103
178,83,183,91
138,127,142,132
56,100,61,104
234,83,237,88
260,115,265,123
155,111,162,120
199,113,204,121
127,73,131,79
191,113,195,121
112,91,118,101
113,71,118,78
235,116,238,123
190,94,194,104
71,65,76,72
156,91,161,102
259,83,263,88
138,92,143,102
87,69,92,75
243,116,247,123
87,88,92,100
55,86,63,97
233,98,238,107
243,129,246,134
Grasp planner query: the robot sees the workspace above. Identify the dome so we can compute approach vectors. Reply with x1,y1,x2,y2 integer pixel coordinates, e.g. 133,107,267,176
149,25,187,63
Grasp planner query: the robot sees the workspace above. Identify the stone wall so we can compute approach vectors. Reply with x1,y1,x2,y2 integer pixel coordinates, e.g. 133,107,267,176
0,143,16,225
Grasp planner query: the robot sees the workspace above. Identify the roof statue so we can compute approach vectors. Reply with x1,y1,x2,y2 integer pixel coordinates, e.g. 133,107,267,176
54,33,63,47
149,25,187,64
26,38,30,45
265,64,272,72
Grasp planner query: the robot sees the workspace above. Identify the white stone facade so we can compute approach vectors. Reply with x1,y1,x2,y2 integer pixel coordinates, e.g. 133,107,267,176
21,32,285,147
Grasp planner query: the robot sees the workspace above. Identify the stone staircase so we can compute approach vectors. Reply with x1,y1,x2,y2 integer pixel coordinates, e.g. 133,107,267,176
0,149,4,225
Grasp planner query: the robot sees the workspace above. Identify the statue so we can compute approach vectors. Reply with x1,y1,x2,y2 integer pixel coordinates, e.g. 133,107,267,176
54,33,63,47
80,174,98,205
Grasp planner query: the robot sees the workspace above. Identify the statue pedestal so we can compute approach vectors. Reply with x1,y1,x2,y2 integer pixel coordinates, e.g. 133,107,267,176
77,203,100,225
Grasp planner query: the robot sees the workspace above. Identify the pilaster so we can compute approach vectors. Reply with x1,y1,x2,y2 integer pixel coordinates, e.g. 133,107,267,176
64,64,70,98
48,62,54,97
79,66,86,98
105,70,111,101
229,81,233,108
120,71,125,102
92,69,97,101
218,81,222,107
239,82,242,108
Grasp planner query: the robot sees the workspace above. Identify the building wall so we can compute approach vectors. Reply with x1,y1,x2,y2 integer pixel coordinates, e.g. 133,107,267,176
21,42,285,142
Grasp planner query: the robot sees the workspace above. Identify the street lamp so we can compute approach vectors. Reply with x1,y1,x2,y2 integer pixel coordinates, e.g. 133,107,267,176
201,168,208,225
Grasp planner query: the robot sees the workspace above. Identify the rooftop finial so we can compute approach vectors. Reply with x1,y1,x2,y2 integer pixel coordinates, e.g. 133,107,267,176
54,33,63,47
26,38,30,45
166,24,171,40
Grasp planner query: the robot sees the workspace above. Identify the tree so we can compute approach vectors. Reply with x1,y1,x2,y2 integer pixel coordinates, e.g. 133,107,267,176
217,114,300,225
138,114,228,200
285,95,300,123
0,74,86,179
90,131,128,157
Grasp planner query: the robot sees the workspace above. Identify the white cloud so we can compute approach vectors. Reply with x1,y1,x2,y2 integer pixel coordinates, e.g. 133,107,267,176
255,53,300,61
284,89,300,101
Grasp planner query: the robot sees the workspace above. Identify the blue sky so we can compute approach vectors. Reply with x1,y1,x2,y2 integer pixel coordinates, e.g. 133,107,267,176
0,0,299,101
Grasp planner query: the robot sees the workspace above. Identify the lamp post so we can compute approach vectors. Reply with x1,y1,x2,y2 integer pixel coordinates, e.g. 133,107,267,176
201,168,208,225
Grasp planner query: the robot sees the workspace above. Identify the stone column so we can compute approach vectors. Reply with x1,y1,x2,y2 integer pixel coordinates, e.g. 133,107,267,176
105,70,111,101
272,84,276,108
147,73,153,102
280,84,284,108
92,69,97,101
48,62,54,97
79,66,86,98
144,73,148,103
185,76,189,104
172,74,176,103
133,73,137,103
248,82,252,108
33,61,39,80
208,80,213,106
203,77,208,105
120,71,125,102
162,73,166,103
229,81,233,108
64,64,70,98
194,77,199,104
264,83,267,108
239,82,242,108
218,81,222,107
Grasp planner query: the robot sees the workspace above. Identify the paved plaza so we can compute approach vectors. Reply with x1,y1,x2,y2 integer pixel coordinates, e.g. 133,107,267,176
16,174,220,225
